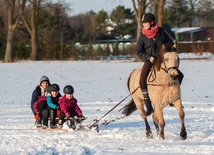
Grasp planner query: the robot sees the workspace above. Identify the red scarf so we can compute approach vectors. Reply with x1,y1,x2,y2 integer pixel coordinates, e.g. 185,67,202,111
142,24,159,39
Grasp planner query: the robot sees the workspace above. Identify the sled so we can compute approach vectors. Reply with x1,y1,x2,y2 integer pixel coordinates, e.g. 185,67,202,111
34,116,93,132
35,127,69,132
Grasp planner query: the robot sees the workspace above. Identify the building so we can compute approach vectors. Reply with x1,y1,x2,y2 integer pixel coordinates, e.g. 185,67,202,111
171,27,214,42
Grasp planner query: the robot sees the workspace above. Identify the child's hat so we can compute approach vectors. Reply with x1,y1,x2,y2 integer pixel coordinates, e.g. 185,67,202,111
48,84,60,92
40,75,50,84
63,85,74,94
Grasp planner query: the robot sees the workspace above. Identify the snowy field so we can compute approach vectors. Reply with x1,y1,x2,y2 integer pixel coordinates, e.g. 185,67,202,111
0,53,214,155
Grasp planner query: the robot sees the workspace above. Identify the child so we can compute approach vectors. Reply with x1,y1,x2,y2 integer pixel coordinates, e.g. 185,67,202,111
59,85,85,129
45,84,62,129
33,96,47,128
31,75,50,117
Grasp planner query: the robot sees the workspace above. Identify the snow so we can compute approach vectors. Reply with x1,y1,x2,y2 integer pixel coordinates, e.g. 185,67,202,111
0,53,214,155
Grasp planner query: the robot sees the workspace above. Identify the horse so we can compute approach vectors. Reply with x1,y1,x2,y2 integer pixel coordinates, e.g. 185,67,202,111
121,44,187,140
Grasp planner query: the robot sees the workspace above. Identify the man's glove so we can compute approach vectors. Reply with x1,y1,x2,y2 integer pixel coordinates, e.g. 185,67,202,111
149,56,157,64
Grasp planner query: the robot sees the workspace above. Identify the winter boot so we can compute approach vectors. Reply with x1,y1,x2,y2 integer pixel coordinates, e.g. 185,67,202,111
58,120,63,129
70,120,76,130
42,124,48,129
49,109,56,129
142,89,154,116
42,109,49,128
37,117,42,128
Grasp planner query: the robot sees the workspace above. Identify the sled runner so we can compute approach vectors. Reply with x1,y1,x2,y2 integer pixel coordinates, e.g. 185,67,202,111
35,127,69,132
34,116,91,131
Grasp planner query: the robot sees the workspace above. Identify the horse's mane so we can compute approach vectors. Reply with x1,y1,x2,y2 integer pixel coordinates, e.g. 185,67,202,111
155,44,174,71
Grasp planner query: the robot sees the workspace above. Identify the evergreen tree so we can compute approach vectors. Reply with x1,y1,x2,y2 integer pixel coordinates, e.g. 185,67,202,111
167,0,190,27
110,5,136,40
93,10,109,41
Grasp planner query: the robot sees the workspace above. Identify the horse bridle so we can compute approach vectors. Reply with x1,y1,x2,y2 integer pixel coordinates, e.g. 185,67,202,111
161,66,178,74
161,60,178,74
148,62,179,86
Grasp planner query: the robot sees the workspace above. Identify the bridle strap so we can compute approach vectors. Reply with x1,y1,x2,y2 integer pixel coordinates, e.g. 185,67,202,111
147,81,177,87
161,66,178,73
148,65,156,83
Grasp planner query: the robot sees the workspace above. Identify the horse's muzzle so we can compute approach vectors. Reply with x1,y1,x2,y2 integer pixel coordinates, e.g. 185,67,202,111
170,68,179,80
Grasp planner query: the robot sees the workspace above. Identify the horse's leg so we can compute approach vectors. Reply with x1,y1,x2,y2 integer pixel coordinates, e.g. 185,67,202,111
135,99,153,139
173,99,187,140
155,106,165,139
152,108,159,136
140,113,152,139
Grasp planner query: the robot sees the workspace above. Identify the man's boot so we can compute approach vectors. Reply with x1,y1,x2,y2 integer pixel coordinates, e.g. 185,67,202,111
142,89,154,116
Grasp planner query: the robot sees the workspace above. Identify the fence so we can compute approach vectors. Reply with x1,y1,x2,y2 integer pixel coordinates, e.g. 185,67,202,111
177,41,214,54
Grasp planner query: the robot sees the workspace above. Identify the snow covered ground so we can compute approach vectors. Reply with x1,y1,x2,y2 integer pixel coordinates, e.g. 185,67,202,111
0,53,214,155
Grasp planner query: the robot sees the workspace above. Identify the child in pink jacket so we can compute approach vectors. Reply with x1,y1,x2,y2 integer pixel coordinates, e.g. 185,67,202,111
58,85,84,128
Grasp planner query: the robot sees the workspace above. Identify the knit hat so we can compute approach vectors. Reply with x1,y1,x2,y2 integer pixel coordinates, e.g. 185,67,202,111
40,75,50,84
142,13,155,23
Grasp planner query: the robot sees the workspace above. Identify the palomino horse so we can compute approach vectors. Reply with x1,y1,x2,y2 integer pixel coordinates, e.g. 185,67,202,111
121,44,187,140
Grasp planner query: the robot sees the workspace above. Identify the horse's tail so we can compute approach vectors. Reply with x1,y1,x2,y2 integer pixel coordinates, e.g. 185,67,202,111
120,99,137,116
127,69,132,91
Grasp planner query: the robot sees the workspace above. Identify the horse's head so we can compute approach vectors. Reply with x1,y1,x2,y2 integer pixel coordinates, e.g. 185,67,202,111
156,44,180,80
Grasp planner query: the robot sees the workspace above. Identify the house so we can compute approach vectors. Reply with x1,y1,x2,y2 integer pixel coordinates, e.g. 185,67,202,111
171,27,214,42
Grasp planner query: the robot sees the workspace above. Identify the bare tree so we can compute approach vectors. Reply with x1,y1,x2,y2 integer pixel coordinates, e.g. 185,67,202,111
150,0,165,26
22,0,41,60
132,0,151,40
198,0,214,27
3,0,26,62
157,0,164,27
187,0,198,27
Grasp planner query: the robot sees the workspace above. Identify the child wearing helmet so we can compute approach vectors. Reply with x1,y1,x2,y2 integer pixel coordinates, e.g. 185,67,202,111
136,12,183,116
58,85,85,129
43,84,62,129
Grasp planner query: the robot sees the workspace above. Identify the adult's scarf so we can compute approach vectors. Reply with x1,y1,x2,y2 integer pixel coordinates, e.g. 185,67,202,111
142,24,159,39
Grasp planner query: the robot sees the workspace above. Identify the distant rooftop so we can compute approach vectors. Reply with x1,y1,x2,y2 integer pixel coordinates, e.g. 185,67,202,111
171,27,203,33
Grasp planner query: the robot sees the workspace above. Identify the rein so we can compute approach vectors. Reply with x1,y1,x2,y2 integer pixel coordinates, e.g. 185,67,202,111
89,86,140,129
148,62,178,87
147,81,177,87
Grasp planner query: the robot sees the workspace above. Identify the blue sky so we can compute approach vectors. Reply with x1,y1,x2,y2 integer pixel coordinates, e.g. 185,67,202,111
64,0,133,15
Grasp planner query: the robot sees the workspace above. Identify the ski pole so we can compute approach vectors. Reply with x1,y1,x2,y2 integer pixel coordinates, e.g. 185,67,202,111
89,86,140,129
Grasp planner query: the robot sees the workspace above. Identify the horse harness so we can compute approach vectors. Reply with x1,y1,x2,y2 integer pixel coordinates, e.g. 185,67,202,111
147,64,178,87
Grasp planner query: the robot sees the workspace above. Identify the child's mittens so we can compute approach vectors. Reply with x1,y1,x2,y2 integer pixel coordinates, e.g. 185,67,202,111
34,113,39,121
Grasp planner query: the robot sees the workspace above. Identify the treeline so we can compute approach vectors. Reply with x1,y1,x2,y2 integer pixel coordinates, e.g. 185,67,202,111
0,0,213,62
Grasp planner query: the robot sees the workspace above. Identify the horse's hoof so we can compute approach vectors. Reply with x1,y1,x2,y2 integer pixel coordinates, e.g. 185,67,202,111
159,134,165,140
180,130,187,140
156,128,159,136
146,130,153,139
